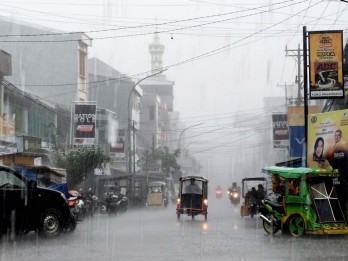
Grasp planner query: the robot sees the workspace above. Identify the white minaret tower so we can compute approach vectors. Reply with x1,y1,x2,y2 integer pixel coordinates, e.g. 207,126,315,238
149,32,165,74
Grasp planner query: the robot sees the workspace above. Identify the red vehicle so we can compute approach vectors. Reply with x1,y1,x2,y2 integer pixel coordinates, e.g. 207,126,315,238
176,176,208,220
215,185,222,198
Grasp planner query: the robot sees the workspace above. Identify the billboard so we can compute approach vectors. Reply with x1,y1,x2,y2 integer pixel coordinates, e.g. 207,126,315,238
307,109,348,170
74,104,96,146
272,114,289,149
308,30,344,99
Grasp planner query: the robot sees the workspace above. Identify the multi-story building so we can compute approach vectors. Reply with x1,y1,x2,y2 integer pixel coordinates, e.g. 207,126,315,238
0,17,92,110
88,57,140,173
139,33,176,151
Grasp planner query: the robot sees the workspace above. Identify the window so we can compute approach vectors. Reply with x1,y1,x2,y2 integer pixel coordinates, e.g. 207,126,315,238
0,170,25,188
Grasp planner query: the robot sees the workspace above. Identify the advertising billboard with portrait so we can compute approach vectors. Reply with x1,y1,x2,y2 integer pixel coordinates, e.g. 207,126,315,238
307,109,348,170
308,30,344,99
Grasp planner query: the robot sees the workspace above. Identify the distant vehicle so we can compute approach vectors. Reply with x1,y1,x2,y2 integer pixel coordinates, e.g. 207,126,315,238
228,182,241,205
0,165,73,238
146,181,168,208
176,176,208,220
240,177,268,218
215,185,222,198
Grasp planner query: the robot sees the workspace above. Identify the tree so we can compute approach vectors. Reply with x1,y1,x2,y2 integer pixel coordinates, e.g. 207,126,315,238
138,146,181,176
65,147,110,189
52,142,109,188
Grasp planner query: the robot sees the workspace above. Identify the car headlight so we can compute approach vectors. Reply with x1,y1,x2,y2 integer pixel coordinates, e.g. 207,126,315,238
177,198,181,204
233,193,238,198
204,199,208,205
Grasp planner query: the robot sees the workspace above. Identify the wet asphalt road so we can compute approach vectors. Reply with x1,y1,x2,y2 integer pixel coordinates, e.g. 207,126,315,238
1,194,347,261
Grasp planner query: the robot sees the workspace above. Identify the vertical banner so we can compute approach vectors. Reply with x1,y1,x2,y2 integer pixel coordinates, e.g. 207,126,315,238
272,114,289,149
74,104,96,146
307,109,348,169
289,126,305,157
308,30,344,99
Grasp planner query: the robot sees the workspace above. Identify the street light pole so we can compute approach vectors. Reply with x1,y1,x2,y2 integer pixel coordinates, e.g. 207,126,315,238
127,69,167,174
177,122,204,151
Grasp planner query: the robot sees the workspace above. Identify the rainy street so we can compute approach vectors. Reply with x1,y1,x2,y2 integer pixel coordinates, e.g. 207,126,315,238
1,193,347,261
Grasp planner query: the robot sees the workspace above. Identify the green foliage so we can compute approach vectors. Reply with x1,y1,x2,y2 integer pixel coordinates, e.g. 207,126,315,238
52,140,109,188
138,146,181,173
65,147,110,188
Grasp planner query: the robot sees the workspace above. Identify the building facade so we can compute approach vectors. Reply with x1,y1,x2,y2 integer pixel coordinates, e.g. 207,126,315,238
0,17,92,109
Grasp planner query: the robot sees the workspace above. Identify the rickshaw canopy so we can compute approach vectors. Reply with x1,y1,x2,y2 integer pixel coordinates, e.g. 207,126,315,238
241,177,268,198
179,176,208,182
262,166,339,179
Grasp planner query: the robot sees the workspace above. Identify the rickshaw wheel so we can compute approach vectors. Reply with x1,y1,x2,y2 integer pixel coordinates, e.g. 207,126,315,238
191,215,194,220
204,214,207,221
262,214,279,235
177,213,180,220
288,215,305,237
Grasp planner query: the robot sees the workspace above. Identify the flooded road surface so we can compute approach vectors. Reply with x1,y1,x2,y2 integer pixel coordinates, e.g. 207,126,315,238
1,195,347,261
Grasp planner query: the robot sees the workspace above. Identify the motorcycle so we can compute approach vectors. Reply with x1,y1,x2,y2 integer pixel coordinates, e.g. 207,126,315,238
228,189,241,205
248,198,257,219
259,198,283,234
102,192,128,215
215,190,222,198
215,186,222,198
80,190,98,217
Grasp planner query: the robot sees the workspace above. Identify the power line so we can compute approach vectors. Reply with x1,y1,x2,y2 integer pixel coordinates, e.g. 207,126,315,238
0,0,309,42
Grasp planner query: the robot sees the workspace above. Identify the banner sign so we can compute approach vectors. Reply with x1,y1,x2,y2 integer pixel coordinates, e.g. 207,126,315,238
289,126,304,157
74,104,96,146
272,114,289,149
308,30,344,99
307,109,348,170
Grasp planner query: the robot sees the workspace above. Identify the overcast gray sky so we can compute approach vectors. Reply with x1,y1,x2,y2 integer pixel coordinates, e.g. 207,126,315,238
1,0,347,119
1,0,347,180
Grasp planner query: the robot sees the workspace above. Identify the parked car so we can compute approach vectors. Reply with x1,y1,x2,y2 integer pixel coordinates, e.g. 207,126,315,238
0,165,73,239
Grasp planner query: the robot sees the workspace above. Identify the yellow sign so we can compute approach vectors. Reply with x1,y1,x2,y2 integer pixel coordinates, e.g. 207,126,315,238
307,109,348,169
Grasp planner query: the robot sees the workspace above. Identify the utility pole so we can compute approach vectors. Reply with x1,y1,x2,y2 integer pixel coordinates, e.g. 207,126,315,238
285,44,303,105
277,82,292,107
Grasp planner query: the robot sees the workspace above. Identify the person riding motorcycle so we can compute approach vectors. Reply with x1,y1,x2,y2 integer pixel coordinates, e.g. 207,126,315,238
245,187,258,217
256,184,266,205
245,187,258,202
215,185,222,197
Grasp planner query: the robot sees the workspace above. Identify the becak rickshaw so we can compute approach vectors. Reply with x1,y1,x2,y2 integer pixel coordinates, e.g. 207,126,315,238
176,176,208,220
240,177,268,218
260,166,348,237
146,181,168,208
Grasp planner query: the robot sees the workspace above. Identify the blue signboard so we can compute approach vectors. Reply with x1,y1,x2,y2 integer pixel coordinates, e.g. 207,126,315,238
289,126,305,157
